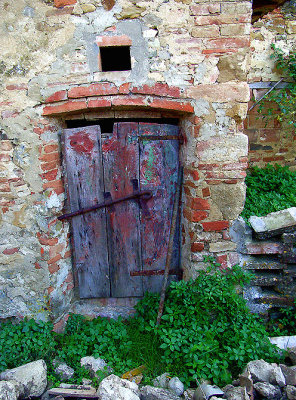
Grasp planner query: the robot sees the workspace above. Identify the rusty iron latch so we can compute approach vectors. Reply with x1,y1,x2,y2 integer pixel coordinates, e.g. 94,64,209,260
58,190,152,221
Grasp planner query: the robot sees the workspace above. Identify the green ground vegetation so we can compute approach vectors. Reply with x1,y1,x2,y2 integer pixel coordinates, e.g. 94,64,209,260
0,258,282,388
241,164,296,223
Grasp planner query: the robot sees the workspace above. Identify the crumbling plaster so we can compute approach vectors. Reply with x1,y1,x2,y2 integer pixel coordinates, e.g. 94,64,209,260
0,0,254,324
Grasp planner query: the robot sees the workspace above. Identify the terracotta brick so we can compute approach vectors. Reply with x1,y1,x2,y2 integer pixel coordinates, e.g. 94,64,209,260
54,0,76,7
216,254,228,269
190,197,210,210
48,286,54,294
131,83,181,98
3,247,19,255
0,183,11,192
0,154,11,162
0,141,13,151
42,169,58,181
45,90,68,103
202,187,211,197
185,168,199,181
37,232,58,246
68,83,118,98
202,221,229,231
112,96,147,107
96,35,132,47
87,98,112,109
43,144,59,154
41,160,59,172
35,262,41,269
39,152,60,163
49,243,65,258
190,4,220,15
48,263,60,274
183,209,208,222
6,84,27,91
205,37,250,51
43,180,64,195
194,15,250,25
48,254,62,264
191,242,205,252
43,100,87,116
149,98,194,113
64,250,72,258
119,83,131,94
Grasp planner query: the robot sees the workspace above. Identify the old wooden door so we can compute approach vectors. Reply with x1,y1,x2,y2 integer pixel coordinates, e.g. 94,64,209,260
62,122,181,299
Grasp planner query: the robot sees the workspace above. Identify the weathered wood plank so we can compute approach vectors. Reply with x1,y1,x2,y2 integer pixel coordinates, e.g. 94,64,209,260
63,126,110,298
102,122,143,297
139,123,180,293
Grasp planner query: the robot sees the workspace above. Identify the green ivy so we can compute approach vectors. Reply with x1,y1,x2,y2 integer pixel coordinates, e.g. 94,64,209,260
257,44,296,131
241,163,296,223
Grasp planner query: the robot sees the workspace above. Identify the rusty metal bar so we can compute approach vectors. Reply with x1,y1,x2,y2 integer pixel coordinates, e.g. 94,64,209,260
130,269,182,277
58,190,152,221
156,166,183,326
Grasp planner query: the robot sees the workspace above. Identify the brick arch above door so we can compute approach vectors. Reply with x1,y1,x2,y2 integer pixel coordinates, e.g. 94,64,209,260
42,82,195,117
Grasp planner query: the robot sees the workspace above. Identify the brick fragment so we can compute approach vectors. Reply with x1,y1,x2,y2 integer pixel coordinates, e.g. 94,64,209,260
48,263,60,274
68,83,118,98
202,221,229,231
37,233,58,246
191,242,205,252
43,100,87,116
96,35,132,47
202,187,211,198
3,247,19,255
42,169,58,181
54,0,76,7
183,209,208,222
44,144,59,153
149,98,194,113
190,197,210,210
45,90,67,103
87,98,112,109
43,180,64,195
131,83,181,98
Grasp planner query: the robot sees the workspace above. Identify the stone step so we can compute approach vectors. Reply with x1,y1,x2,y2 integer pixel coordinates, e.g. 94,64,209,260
255,294,294,307
244,242,284,255
243,261,287,270
251,274,287,287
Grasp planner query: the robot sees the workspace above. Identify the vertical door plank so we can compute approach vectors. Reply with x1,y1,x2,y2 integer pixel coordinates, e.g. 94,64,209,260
63,126,110,298
139,123,180,293
102,122,143,297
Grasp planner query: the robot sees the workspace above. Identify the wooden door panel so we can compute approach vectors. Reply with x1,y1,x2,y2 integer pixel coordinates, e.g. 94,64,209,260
102,122,143,297
63,126,110,298
139,123,180,293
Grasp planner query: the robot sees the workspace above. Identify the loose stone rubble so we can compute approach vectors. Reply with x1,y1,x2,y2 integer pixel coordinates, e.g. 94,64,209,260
4,355,296,400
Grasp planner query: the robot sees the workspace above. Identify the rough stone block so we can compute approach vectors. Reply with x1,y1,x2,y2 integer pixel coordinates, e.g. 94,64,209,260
187,83,250,103
249,208,296,237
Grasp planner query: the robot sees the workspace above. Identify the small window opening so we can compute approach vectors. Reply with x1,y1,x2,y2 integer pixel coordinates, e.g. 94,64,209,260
100,46,131,72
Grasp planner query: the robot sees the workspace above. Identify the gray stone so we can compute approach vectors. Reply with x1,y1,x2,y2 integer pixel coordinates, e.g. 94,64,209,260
140,385,181,400
54,362,74,381
270,336,296,350
23,6,35,18
289,347,296,365
0,380,19,400
286,385,296,400
245,359,274,383
97,374,140,400
0,359,47,398
223,385,249,400
270,365,286,387
254,382,281,399
249,208,296,237
152,372,170,389
281,365,296,386
168,377,184,396
80,356,112,377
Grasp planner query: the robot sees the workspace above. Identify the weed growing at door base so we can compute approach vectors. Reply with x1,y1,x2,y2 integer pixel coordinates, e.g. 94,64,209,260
0,257,282,388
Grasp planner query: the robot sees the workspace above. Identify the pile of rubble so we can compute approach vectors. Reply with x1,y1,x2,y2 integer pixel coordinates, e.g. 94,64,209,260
3,352,296,400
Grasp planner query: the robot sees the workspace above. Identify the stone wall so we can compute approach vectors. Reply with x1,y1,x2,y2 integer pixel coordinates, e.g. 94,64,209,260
0,0,252,325
245,2,296,169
